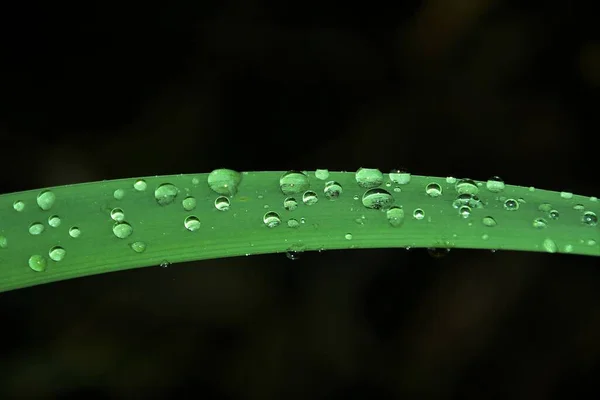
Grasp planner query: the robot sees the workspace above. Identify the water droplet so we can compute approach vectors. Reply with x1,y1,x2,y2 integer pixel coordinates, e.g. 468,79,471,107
44,215,60,229
486,176,505,193
37,190,56,211
113,221,133,238
573,204,585,211
49,246,66,262
389,169,411,185
482,216,497,227
182,196,197,211
549,210,559,219
130,241,147,253
582,211,598,226
287,218,300,228
160,260,171,268
214,196,231,211
208,168,242,196
533,218,548,229
154,183,179,206
564,244,574,253
184,216,201,231
191,177,200,185
286,250,301,260
361,188,394,210
455,179,478,195
482,234,489,240
29,222,44,235
69,227,81,238
302,191,318,206
133,179,147,191
356,168,384,188
0,235,8,248
315,169,330,180
560,191,573,199
427,248,451,258
324,181,343,199
284,197,298,211
353,195,359,201
538,203,552,212
279,171,310,195
28,255,47,272
452,194,483,209
263,211,281,228
413,208,425,220
543,238,558,253
345,233,353,240
425,182,442,197
459,206,471,218
503,198,519,211
386,206,405,227
113,188,125,200
110,208,125,222
13,200,25,212
529,186,536,192
590,196,598,202
446,176,457,184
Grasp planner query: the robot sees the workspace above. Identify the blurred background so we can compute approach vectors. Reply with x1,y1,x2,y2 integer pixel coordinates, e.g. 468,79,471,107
1,1,599,398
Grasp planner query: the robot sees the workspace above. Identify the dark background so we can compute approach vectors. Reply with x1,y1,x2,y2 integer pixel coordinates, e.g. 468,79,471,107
1,1,599,398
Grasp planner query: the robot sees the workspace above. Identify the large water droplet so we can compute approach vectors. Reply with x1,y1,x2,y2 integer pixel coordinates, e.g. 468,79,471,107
560,191,573,199
356,168,384,189
113,189,125,200
459,206,471,218
69,226,81,238
284,197,298,211
279,171,310,195
486,176,505,193
345,233,353,240
13,200,25,212
425,182,442,197
130,241,147,253
263,211,281,228
49,246,66,262
503,199,519,211
37,190,56,211
455,179,478,195
113,222,133,238
110,208,125,222
182,196,197,211
533,218,548,229
324,181,343,200
28,255,47,272
361,188,394,210
482,216,497,227
214,196,231,211
582,211,598,226
315,169,330,180
413,208,425,220
389,169,411,185
29,222,44,235
543,238,558,253
386,206,405,227
287,218,300,228
133,179,147,191
208,168,242,196
184,216,201,231
302,191,318,206
48,215,61,228
154,183,179,206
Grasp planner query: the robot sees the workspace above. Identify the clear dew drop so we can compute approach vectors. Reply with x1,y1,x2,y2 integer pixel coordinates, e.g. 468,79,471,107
549,210,560,220
279,171,310,195
133,179,147,191
113,221,133,238
0,235,8,248
302,191,319,206
184,216,201,232
445,176,457,184
453,193,482,209
49,246,66,262
389,169,411,185
69,227,81,238
386,206,405,227
286,250,301,260
543,238,558,253
48,215,61,228
573,204,585,211
413,208,425,220
560,191,573,199
361,188,394,210
263,211,281,228
503,198,519,211
13,200,25,212
356,168,384,188
284,197,298,211
455,179,478,195
154,183,179,206
287,218,300,228
37,190,56,211
29,222,45,235
324,181,343,200
28,254,47,272
208,168,242,196
113,188,125,200
315,169,330,180
191,177,200,185
482,216,497,227
182,196,197,211
533,218,548,229
564,244,574,253
345,233,353,240
582,211,598,226
130,241,147,253
214,196,231,211
160,260,171,268
110,208,125,222
425,182,442,197
459,206,471,218
486,176,505,193
427,248,451,259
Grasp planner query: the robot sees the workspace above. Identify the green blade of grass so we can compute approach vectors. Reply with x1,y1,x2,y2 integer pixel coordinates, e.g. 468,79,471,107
0,169,598,293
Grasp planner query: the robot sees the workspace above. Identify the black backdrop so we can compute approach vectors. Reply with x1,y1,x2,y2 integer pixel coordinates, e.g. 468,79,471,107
1,2,599,398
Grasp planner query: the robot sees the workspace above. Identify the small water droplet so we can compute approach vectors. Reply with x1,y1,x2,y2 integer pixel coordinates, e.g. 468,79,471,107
280,171,310,195
286,250,301,260
29,222,45,235
324,181,343,199
302,191,318,206
482,216,497,227
389,169,411,185
455,179,478,195
13,200,25,212
263,211,281,228
69,227,81,238
533,218,548,229
386,206,405,227
582,211,598,226
133,179,147,191
362,188,394,210
110,208,125,222
154,183,179,206
28,254,47,272
113,221,133,238
446,176,457,184
413,208,425,220
184,216,201,231
214,196,231,211
191,177,200,185
425,182,442,197
538,203,552,212
563,244,574,253
459,206,471,218
549,210,560,219
560,191,573,199
542,238,558,253
345,233,353,240
287,218,300,228
37,190,56,211
427,248,451,258
0,235,8,248
113,188,125,200
486,176,505,193
315,169,330,180
573,204,585,211
49,246,66,262
208,169,242,196
44,216,60,230
160,260,171,268
482,234,489,240
284,197,298,211
182,196,197,211
356,168,384,188
503,198,519,211
130,241,147,253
